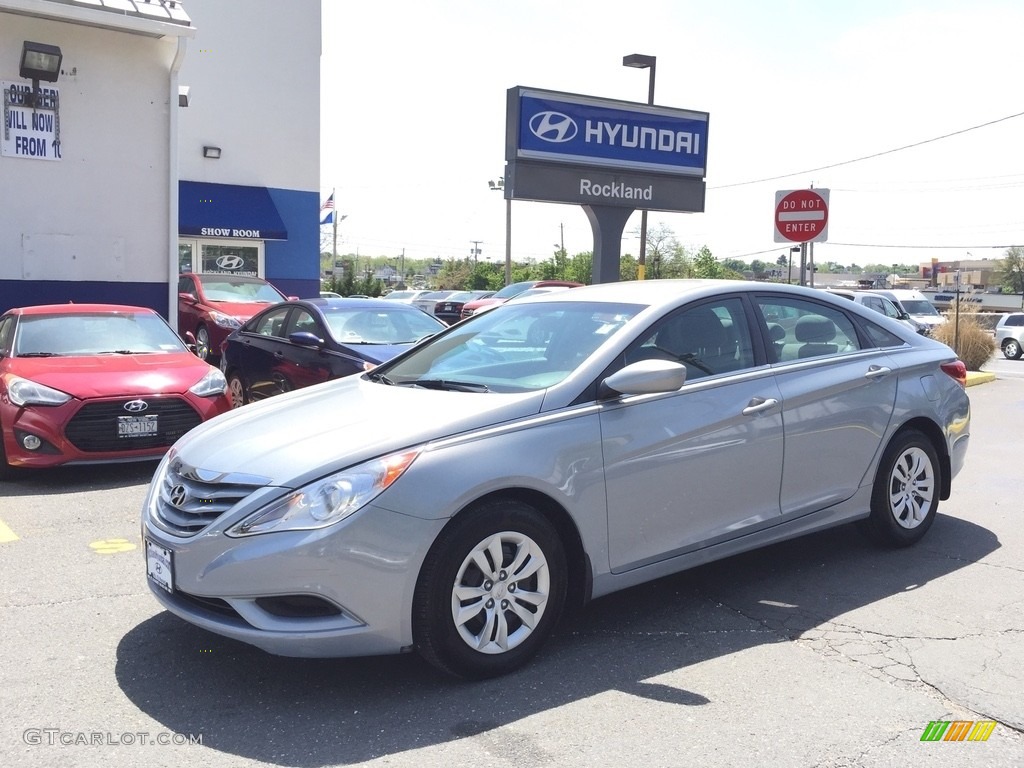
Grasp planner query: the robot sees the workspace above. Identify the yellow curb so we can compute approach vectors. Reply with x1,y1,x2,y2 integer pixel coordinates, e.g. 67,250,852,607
965,372,996,387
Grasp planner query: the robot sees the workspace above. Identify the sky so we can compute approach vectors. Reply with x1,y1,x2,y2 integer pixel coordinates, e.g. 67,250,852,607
320,0,1024,272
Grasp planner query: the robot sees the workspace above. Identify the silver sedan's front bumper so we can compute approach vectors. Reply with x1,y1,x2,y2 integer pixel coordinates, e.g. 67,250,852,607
143,505,447,658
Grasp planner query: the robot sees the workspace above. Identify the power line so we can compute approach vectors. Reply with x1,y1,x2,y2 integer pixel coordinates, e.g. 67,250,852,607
711,109,1024,190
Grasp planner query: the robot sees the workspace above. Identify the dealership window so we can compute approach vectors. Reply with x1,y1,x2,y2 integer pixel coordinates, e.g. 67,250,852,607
178,239,265,277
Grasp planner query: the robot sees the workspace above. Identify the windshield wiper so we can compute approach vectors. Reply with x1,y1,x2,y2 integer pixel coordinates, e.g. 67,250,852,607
367,371,395,385
17,352,60,357
98,349,149,355
400,378,489,393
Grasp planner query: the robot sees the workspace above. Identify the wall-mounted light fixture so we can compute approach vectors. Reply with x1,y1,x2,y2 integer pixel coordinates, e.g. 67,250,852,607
202,146,221,159
20,41,62,108
21,41,62,82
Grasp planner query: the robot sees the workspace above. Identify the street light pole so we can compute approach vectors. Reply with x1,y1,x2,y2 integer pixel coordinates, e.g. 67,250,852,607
623,53,656,281
489,177,512,286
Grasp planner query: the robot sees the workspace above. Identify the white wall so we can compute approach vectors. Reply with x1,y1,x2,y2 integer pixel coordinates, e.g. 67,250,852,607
177,0,320,192
0,13,180,283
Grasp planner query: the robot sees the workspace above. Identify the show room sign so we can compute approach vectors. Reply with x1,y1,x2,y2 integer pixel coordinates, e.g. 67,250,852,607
2,81,62,160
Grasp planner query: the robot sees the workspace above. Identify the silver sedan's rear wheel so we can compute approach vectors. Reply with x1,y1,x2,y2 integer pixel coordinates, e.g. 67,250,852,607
414,499,566,678
862,429,940,547
1003,338,1022,360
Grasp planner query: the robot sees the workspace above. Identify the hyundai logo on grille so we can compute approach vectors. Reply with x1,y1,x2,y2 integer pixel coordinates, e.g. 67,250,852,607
216,254,245,270
529,111,577,143
169,484,189,507
124,400,149,413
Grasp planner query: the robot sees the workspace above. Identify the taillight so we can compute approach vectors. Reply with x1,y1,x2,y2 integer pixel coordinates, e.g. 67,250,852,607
940,360,967,388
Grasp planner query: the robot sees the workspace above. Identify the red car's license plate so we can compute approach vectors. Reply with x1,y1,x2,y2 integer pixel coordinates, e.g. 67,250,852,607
118,415,158,437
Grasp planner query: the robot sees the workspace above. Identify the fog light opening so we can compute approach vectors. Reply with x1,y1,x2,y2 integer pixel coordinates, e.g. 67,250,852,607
21,434,42,451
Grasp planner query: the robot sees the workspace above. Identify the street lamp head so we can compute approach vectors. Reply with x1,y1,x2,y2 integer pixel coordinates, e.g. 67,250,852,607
622,53,656,69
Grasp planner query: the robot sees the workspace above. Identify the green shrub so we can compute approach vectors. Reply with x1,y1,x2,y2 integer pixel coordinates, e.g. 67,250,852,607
930,313,996,371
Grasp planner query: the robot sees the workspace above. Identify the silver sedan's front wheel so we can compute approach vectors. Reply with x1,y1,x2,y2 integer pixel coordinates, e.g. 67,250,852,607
414,499,567,679
451,531,552,655
862,429,940,547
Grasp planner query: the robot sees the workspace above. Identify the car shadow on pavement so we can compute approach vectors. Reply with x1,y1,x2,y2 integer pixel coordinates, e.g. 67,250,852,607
0,461,158,497
115,513,999,767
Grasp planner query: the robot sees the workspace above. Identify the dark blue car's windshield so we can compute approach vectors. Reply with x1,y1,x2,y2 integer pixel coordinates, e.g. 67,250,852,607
323,308,442,345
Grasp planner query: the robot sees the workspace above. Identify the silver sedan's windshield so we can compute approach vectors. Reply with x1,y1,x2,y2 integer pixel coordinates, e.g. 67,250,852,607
380,301,642,392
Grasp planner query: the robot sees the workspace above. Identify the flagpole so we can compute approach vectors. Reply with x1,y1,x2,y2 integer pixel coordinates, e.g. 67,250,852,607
330,187,337,269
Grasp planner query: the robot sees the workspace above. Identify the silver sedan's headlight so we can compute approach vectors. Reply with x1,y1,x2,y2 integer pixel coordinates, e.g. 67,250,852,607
189,367,228,397
226,449,420,536
3,374,72,406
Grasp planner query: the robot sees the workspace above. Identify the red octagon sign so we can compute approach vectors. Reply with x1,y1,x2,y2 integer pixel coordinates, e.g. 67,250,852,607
774,188,830,243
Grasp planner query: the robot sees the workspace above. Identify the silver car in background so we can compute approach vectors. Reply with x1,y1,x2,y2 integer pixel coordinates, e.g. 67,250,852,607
142,280,970,679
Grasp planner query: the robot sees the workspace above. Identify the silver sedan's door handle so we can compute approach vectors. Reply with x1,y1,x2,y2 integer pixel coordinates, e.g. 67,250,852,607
742,397,779,415
865,365,892,379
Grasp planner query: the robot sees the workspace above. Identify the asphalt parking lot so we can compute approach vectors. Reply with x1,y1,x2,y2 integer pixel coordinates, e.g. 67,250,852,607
1,358,1022,768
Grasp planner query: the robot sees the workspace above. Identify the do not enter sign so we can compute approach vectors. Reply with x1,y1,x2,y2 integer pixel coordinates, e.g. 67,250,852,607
774,188,829,243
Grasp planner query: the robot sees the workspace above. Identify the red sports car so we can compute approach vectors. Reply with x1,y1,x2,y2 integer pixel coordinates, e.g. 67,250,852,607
0,304,231,477
177,272,290,362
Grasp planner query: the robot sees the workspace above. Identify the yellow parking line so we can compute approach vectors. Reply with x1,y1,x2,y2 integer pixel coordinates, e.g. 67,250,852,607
0,519,20,543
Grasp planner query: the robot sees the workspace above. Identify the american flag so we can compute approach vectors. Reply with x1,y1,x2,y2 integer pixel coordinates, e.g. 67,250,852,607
320,193,335,225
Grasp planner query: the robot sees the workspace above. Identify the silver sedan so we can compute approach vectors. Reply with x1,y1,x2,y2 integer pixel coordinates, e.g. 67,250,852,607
142,280,971,678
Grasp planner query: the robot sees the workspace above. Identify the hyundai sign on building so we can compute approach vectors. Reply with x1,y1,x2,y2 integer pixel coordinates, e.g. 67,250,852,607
505,86,708,212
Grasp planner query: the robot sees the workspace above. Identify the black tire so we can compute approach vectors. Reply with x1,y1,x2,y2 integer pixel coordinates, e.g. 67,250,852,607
1003,338,1022,360
861,429,940,548
226,372,248,408
195,325,212,361
413,498,567,679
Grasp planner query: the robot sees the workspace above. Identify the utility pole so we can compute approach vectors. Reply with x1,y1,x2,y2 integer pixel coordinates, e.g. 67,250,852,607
470,240,482,267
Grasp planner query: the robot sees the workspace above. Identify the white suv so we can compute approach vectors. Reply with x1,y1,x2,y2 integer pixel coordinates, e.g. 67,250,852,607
995,312,1024,359
825,289,927,335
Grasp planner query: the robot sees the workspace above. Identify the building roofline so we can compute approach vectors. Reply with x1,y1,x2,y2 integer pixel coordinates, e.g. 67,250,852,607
0,0,194,39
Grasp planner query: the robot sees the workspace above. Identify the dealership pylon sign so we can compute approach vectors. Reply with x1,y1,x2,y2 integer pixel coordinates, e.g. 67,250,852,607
774,188,830,243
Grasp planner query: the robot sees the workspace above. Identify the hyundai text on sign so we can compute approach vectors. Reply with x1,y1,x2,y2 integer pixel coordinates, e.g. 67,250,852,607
774,188,830,243
508,87,709,177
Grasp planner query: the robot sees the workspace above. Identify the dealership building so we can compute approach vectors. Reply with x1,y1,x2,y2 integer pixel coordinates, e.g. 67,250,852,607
0,0,321,322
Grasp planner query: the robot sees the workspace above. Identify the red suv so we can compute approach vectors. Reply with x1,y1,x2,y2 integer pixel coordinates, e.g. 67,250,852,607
459,280,582,320
177,273,289,362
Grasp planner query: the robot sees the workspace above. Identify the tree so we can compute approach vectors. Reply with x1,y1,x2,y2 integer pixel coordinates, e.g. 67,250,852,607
998,246,1024,296
691,246,723,279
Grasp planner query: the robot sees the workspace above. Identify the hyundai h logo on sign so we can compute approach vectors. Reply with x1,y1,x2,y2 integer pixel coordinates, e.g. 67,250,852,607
510,87,709,177
529,111,578,143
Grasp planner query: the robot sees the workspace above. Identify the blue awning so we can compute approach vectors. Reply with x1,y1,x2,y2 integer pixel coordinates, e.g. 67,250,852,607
179,181,288,240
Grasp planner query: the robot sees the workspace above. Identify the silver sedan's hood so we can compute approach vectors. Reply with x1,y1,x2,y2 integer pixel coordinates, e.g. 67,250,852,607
168,375,546,485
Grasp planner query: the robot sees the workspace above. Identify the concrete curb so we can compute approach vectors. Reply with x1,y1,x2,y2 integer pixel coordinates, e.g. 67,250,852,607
966,371,996,387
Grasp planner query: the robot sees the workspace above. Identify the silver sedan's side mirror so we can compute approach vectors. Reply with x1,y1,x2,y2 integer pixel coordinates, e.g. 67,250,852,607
600,359,687,398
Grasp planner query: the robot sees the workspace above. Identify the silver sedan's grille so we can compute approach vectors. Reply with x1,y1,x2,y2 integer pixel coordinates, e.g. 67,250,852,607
151,459,269,537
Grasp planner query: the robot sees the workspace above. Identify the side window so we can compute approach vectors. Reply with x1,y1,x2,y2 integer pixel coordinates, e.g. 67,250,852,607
861,319,906,349
177,276,197,299
625,297,755,381
286,308,320,338
249,307,291,338
862,297,882,313
756,296,862,362
879,298,901,319
0,316,12,355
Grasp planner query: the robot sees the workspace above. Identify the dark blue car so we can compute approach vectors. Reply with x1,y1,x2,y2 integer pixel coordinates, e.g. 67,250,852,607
220,298,446,407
